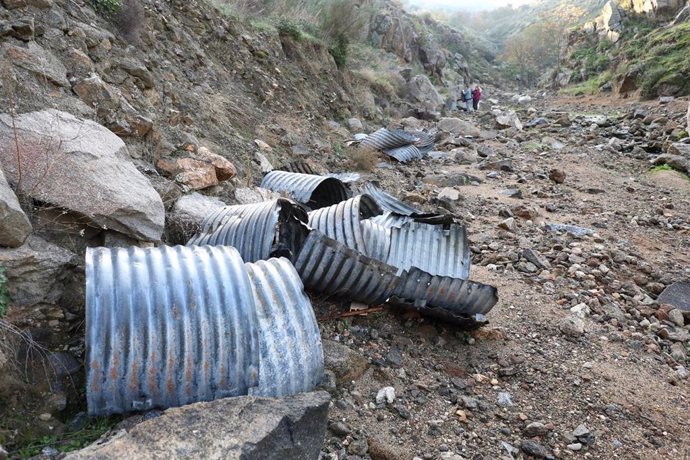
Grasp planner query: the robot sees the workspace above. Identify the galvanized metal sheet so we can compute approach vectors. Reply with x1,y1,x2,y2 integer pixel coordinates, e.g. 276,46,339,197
86,245,261,416
187,199,308,263
327,172,361,184
387,222,471,280
393,266,499,316
368,212,416,229
360,128,419,150
384,144,423,163
307,194,389,260
360,182,422,216
245,258,324,397
261,171,348,209
279,160,316,175
294,230,400,305
413,131,437,154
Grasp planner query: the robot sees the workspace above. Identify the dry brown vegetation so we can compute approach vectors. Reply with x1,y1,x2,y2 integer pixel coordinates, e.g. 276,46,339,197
345,145,378,172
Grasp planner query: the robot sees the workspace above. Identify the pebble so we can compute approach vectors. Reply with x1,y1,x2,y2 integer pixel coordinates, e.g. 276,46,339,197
521,439,552,459
376,387,396,405
567,443,582,451
560,316,585,337
497,392,513,407
38,413,52,421
329,421,351,436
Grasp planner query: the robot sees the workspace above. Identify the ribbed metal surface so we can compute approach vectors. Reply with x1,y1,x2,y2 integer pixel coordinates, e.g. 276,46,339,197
245,258,324,397
187,199,308,263
360,128,419,150
294,230,400,305
279,160,316,175
412,131,437,155
360,182,422,216
261,171,348,209
368,212,416,228
307,194,388,260
384,144,423,163
394,267,499,316
387,222,471,280
86,245,261,416
327,172,361,183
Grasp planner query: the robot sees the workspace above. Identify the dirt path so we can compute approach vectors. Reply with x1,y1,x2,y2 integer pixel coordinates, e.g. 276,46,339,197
319,96,690,459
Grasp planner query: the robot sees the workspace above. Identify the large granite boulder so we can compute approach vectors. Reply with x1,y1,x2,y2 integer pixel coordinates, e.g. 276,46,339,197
406,74,444,111
65,391,331,460
0,110,165,241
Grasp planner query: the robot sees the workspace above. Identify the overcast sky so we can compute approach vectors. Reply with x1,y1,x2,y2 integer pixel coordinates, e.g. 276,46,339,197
406,0,535,12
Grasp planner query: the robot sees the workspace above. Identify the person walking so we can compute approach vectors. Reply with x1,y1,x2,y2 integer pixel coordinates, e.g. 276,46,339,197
462,85,472,112
472,85,482,111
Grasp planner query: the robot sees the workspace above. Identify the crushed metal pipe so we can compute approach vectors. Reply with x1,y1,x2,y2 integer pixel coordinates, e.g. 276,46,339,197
187,199,308,263
86,245,323,416
261,170,348,209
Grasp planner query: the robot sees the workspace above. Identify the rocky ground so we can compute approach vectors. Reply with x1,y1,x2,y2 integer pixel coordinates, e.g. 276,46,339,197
314,94,690,460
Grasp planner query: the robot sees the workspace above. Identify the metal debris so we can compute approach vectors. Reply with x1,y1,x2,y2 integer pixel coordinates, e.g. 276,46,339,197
245,257,324,397
294,230,400,305
384,144,424,163
393,267,498,319
86,245,323,416
307,194,388,259
360,128,419,150
326,172,361,183
279,159,317,175
368,212,416,229
187,199,308,262
261,170,348,209
387,222,471,280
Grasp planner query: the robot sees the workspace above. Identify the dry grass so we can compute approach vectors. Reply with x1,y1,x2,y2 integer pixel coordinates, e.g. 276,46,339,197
346,145,378,172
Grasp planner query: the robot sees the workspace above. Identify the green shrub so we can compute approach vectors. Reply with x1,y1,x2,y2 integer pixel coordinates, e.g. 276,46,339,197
329,33,348,68
0,266,9,318
91,0,122,14
277,19,303,41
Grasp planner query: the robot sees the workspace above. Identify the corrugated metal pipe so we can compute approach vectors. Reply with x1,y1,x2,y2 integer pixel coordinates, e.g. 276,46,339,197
260,170,348,209
186,199,309,263
86,245,323,416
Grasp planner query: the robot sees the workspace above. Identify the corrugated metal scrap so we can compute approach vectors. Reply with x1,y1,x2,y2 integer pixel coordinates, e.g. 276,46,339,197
356,128,438,163
86,245,323,416
261,170,348,209
187,198,308,263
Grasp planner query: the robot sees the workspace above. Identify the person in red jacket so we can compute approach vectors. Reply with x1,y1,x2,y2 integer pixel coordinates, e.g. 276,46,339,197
472,85,482,111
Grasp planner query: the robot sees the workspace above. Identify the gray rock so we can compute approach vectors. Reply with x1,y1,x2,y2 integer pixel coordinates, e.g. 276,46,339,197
65,391,330,460
545,223,594,237
322,340,368,384
166,193,226,244
567,443,582,451
657,281,690,311
560,316,585,338
347,118,363,131
376,387,396,405
495,111,522,131
498,217,517,232
524,422,550,437
255,152,274,173
437,117,481,137
522,249,549,269
234,187,280,205
603,304,626,323
497,392,513,406
0,235,74,307
669,143,690,159
0,110,165,241
329,421,351,437
0,168,32,247
406,74,443,111
521,439,552,459
669,309,685,327
2,41,68,87
652,153,690,174
572,423,590,438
